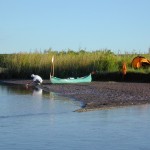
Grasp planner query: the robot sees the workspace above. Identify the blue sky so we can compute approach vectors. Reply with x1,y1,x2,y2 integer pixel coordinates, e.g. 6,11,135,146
0,0,150,54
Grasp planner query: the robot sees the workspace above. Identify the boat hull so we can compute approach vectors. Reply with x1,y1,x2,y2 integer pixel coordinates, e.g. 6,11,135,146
50,74,92,84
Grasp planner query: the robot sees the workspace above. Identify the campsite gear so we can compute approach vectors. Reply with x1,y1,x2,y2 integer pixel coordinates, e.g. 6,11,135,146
122,62,127,76
131,56,150,69
50,74,92,84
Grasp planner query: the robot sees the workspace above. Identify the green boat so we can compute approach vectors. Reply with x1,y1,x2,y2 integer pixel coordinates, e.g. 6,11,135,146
50,74,92,84
50,56,92,84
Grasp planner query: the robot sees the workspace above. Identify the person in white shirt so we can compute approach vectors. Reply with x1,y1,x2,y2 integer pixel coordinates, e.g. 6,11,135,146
31,74,43,84
26,74,43,87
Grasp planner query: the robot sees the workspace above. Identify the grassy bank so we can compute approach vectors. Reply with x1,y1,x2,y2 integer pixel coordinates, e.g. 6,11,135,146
0,49,150,82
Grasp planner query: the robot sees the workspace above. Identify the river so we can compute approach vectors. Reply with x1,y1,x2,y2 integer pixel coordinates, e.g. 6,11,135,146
0,84,150,150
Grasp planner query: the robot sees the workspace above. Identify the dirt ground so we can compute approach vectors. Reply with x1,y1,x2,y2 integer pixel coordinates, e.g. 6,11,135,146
1,80,150,112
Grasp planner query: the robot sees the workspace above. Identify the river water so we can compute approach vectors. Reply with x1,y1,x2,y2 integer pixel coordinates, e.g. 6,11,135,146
0,84,150,150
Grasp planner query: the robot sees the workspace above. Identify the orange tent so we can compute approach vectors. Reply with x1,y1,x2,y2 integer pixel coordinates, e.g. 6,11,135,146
131,56,150,69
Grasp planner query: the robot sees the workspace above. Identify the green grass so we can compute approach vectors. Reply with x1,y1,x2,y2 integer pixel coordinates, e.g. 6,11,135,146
0,49,150,82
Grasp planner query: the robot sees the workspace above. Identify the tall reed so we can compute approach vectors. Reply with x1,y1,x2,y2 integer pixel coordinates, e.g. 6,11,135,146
0,49,150,79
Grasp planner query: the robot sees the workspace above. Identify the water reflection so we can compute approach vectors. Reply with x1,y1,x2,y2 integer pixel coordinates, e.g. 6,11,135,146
0,84,32,95
0,84,81,116
32,87,43,98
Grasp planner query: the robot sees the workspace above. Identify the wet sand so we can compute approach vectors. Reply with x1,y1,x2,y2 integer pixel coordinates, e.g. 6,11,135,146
1,80,150,112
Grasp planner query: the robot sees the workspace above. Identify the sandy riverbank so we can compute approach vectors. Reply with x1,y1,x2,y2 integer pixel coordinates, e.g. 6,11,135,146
1,80,150,112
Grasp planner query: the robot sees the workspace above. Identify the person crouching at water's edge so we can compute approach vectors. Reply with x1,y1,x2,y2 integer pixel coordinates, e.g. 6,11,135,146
26,74,43,87
31,74,43,85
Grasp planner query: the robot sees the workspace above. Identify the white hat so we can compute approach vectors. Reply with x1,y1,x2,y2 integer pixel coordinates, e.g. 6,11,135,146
31,74,35,78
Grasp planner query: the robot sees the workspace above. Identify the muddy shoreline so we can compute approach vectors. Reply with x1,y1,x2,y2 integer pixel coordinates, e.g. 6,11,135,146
1,80,150,112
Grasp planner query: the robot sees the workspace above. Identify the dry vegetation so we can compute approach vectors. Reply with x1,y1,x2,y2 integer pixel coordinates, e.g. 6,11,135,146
0,49,150,81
